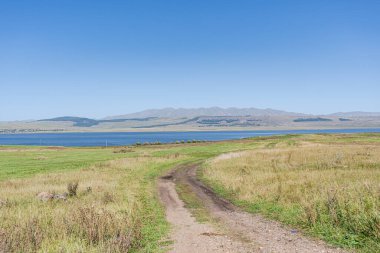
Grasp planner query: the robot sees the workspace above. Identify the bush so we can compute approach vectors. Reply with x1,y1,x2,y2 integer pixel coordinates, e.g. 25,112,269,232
67,182,79,197
101,192,114,204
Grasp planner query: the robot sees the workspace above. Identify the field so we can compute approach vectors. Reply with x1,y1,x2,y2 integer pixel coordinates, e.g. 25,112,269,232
202,133,380,252
0,141,256,252
0,149,179,252
0,134,379,252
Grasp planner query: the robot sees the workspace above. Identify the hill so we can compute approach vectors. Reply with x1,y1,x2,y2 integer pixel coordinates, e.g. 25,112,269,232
38,116,99,127
104,107,306,119
328,111,380,117
1,107,380,133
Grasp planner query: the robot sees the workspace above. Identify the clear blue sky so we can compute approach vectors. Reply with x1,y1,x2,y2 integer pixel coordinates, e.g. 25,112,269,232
1,0,379,120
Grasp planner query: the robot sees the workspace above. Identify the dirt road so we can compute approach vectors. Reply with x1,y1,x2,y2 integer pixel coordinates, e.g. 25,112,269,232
158,163,348,253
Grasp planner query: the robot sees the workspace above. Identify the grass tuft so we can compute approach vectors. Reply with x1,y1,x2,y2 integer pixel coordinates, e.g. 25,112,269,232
67,182,78,197
202,136,380,252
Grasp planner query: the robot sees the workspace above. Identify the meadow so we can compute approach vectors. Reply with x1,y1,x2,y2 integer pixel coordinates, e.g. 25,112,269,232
0,150,180,252
202,133,380,252
0,134,379,252
0,140,257,252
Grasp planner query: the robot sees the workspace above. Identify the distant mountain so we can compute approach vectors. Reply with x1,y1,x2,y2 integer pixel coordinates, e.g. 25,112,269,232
38,116,99,127
328,111,380,117
39,116,157,127
2,107,380,133
104,107,306,120
294,117,333,122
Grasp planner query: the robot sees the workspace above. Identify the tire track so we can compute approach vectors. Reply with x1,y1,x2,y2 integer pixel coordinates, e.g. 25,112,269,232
159,163,348,253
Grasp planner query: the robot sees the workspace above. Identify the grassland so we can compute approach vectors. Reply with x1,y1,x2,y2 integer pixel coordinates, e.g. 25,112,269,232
202,133,380,253
0,140,258,252
0,146,134,180
0,153,182,252
1,134,379,252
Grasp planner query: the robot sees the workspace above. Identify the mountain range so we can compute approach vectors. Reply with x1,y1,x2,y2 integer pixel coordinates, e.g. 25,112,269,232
1,107,380,133
104,107,306,119
328,111,380,117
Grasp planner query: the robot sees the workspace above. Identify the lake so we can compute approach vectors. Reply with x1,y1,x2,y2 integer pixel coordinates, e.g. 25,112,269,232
1,128,380,147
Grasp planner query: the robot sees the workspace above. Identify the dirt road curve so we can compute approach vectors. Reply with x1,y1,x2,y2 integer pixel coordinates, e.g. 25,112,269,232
158,163,348,253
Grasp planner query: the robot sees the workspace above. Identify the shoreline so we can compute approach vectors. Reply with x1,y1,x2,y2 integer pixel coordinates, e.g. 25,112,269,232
2,125,380,135
1,128,380,148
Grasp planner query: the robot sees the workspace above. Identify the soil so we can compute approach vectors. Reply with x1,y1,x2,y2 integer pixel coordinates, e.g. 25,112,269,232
158,163,348,253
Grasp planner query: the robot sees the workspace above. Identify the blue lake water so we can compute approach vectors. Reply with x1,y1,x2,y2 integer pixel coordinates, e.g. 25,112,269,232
1,129,380,147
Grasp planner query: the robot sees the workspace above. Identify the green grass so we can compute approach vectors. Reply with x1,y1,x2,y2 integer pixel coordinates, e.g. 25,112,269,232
0,141,256,252
2,133,380,252
201,133,380,253
0,146,135,180
175,181,212,223
0,139,261,180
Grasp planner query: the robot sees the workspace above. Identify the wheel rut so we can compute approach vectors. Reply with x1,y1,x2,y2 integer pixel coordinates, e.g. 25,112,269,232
158,163,348,253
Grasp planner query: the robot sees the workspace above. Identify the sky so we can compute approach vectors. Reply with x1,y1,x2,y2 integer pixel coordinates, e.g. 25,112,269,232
1,0,379,121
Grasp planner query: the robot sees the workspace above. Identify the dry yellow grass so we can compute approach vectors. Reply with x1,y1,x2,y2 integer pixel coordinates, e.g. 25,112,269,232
0,138,256,252
2,134,380,252
204,138,380,251
0,156,181,252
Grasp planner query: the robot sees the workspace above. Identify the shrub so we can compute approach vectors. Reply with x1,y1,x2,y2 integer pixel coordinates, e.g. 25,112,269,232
101,192,114,204
67,182,79,197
